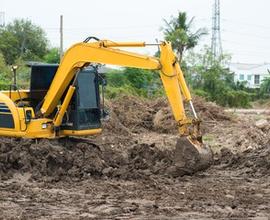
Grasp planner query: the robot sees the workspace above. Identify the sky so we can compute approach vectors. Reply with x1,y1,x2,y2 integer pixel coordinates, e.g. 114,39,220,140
1,0,270,64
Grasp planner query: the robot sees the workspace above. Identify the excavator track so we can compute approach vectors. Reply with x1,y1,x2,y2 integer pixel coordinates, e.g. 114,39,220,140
58,137,101,151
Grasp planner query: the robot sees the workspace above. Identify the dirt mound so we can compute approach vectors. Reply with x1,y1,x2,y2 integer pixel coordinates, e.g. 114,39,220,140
0,96,231,181
217,144,270,177
193,96,232,121
104,95,231,134
0,138,106,181
104,96,154,134
0,137,204,181
152,96,232,133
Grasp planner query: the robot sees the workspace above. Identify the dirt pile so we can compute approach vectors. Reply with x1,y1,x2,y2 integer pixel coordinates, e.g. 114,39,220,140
105,95,232,134
0,96,230,181
207,113,270,154
0,137,205,181
193,96,232,121
104,96,155,134
235,125,267,150
216,143,270,177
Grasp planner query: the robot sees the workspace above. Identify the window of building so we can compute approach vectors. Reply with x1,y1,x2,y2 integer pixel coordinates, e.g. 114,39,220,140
247,75,252,81
239,74,244,80
254,75,260,85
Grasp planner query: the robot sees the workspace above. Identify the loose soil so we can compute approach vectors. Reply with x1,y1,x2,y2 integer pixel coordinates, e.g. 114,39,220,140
0,96,269,219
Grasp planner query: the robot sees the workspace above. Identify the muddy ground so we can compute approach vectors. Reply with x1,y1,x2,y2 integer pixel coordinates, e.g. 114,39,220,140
0,96,269,219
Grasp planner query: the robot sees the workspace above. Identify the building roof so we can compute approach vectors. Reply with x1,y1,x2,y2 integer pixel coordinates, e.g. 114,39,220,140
229,62,270,74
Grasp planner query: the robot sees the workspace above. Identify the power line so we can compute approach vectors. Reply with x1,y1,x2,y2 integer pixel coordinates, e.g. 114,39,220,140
222,18,270,30
222,39,270,50
222,29,270,40
42,24,160,32
229,53,270,59
222,48,270,56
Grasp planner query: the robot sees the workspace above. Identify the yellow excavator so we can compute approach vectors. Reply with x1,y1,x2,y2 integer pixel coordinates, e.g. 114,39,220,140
0,38,212,171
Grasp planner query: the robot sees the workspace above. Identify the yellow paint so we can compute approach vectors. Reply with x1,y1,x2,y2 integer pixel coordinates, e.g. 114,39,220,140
24,119,54,138
60,128,102,136
17,107,35,131
102,40,146,47
40,41,160,116
159,42,187,126
53,85,76,127
0,39,196,139
1,90,29,102
0,92,21,131
175,62,192,101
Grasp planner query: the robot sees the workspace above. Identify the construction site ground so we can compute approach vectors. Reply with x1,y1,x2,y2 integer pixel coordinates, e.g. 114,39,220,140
0,96,269,219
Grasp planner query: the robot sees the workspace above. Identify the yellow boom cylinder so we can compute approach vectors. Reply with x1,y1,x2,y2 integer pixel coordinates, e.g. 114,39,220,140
159,42,187,124
175,62,192,101
53,85,76,127
101,41,146,47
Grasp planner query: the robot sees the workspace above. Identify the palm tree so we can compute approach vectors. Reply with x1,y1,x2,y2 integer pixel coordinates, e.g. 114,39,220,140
163,12,207,62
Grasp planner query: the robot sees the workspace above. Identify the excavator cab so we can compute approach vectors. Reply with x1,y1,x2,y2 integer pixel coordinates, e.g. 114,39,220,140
61,66,101,131
29,63,59,110
29,63,102,132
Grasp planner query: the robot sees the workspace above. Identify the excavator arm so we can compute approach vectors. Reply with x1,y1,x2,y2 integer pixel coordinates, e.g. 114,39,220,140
0,38,212,173
40,40,198,137
40,41,160,116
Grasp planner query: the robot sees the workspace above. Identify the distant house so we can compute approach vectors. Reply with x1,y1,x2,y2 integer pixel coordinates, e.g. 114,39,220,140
229,63,270,88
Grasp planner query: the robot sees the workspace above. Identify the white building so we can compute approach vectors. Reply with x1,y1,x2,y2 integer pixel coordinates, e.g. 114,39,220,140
229,63,270,88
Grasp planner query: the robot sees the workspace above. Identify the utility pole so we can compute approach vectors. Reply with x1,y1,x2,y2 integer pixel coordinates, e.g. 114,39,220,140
211,0,222,61
60,15,63,60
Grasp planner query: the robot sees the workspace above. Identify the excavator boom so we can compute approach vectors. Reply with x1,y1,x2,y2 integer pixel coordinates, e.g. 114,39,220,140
0,38,212,174
40,41,160,116
40,40,194,136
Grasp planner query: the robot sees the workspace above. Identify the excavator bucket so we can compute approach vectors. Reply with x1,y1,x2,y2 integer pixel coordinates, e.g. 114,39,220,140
168,136,213,177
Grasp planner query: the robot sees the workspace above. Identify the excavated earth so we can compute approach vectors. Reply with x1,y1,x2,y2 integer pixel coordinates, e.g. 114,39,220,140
0,96,269,219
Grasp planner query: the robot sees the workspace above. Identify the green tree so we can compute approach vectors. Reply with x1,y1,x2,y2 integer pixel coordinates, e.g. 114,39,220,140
124,68,157,89
186,47,251,107
260,72,270,98
0,53,11,79
0,52,12,89
106,69,127,87
162,12,207,62
15,57,31,88
0,19,48,64
44,48,60,64
105,67,162,98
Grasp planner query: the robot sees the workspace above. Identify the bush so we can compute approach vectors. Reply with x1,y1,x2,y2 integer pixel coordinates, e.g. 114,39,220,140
193,89,209,99
225,90,251,108
194,87,251,108
105,85,137,99
44,48,60,64
105,67,163,99
106,70,127,87
0,79,12,90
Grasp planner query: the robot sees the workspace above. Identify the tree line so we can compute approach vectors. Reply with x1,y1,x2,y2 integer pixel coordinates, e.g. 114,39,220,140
0,14,268,107
0,19,59,88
